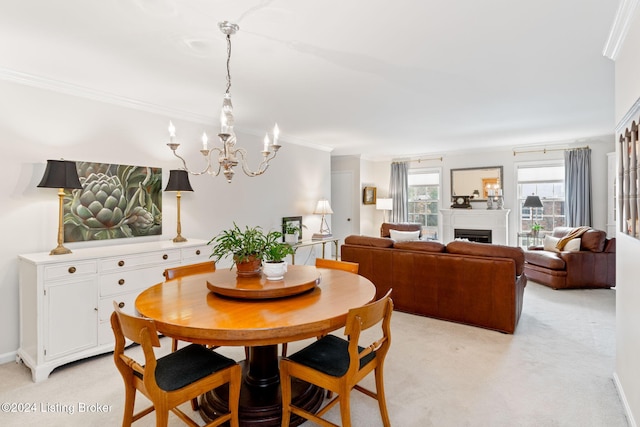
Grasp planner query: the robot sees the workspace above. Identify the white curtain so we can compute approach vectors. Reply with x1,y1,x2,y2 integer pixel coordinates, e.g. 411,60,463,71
564,147,592,227
389,162,408,223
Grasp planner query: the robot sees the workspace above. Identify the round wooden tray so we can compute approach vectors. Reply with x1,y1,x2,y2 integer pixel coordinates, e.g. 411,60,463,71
206,265,321,299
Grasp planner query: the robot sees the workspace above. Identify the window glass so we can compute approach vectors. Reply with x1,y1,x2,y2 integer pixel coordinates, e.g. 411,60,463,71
517,163,565,236
408,169,440,240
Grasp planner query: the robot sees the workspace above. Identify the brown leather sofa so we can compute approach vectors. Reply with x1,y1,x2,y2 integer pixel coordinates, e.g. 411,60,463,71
341,236,527,334
523,227,616,290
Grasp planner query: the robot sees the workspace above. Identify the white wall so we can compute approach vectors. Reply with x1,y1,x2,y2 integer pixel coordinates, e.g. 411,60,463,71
614,8,640,426
0,80,331,361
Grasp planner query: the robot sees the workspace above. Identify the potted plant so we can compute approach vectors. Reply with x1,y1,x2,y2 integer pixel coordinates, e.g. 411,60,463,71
531,222,543,238
283,222,304,244
263,230,295,280
208,223,267,277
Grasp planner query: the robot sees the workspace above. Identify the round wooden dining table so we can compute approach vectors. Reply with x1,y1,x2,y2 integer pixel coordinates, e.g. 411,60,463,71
135,264,376,426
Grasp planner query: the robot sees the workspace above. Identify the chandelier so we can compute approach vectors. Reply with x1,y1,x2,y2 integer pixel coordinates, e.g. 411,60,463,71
167,21,281,183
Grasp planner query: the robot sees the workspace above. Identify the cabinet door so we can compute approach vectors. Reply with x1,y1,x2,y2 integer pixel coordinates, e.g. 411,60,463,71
45,278,98,360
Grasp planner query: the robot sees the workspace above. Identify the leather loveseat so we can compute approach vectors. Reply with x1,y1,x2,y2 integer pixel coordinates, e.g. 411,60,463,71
523,227,616,290
341,235,527,334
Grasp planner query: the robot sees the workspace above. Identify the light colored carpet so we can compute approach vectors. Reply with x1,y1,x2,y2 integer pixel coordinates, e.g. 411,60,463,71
0,281,627,426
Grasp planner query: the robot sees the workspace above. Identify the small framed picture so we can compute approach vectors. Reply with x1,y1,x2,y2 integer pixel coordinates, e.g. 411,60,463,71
282,216,303,242
363,186,377,205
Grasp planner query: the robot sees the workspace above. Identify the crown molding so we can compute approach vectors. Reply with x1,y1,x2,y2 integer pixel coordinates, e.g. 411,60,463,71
603,0,640,60
0,67,330,151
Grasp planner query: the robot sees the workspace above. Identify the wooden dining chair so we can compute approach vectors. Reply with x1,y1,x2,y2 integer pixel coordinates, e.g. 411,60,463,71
315,258,359,274
281,258,361,358
280,289,393,427
110,301,241,427
164,260,216,280
164,261,217,352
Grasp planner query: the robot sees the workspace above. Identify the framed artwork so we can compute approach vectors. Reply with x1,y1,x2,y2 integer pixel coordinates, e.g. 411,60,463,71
363,186,377,205
63,161,163,242
282,216,303,242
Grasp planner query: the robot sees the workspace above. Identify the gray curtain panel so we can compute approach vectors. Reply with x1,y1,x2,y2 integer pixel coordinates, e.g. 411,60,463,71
564,147,592,227
389,162,408,223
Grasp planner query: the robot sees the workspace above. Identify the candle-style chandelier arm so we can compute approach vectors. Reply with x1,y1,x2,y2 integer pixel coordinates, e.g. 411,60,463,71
167,143,223,177
233,145,280,178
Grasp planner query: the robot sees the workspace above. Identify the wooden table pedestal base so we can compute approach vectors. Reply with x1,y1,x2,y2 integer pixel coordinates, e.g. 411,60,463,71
199,345,324,426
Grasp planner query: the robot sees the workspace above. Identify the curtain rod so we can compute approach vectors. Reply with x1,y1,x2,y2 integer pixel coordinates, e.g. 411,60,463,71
393,156,443,164
512,145,589,156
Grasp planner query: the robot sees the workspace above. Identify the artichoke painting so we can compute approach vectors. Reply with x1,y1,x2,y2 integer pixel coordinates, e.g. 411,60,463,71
63,162,162,241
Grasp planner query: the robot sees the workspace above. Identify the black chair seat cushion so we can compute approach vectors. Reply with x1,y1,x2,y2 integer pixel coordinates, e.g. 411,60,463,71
287,335,376,377
135,344,236,391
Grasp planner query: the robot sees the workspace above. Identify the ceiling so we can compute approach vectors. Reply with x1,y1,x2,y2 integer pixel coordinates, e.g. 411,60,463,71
0,0,619,160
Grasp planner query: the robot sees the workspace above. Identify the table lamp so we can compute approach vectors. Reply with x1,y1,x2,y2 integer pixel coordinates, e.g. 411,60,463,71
376,198,392,222
312,199,333,240
164,170,194,242
37,159,83,255
524,194,543,220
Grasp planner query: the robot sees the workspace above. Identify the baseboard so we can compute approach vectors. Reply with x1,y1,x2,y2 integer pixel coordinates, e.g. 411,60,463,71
614,371,638,427
0,350,18,365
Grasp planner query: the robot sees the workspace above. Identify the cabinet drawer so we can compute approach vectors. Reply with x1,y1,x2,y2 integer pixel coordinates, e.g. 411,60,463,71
100,250,181,272
99,266,166,297
181,244,210,262
44,260,97,280
99,292,140,323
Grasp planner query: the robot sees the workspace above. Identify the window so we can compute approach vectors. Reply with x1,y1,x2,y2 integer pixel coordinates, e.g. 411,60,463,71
517,163,565,234
408,169,441,239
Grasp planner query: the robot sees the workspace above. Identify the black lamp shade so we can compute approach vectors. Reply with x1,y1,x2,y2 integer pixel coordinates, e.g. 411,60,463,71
523,195,543,208
165,170,194,192
37,160,82,189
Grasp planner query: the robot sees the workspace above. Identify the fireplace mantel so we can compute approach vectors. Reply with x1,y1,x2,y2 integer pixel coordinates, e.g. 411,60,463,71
440,209,510,245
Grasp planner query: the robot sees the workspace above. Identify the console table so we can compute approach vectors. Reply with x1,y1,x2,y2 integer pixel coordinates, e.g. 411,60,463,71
18,239,209,382
289,238,339,264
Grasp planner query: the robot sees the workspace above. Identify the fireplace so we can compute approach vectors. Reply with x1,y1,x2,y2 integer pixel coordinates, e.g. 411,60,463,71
455,228,492,243
440,209,510,245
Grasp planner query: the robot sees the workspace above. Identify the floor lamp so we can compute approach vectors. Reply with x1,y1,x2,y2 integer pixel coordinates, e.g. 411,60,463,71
37,159,83,255
164,170,193,242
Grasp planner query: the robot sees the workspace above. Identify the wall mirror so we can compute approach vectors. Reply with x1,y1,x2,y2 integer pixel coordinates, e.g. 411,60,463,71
450,166,503,201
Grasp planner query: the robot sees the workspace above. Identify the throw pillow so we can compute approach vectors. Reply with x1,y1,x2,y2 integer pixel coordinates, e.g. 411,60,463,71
543,235,561,253
563,238,581,252
389,229,420,242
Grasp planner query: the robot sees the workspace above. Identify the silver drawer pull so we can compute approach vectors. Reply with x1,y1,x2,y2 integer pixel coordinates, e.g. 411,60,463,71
68,266,76,274
118,260,125,267
118,279,125,285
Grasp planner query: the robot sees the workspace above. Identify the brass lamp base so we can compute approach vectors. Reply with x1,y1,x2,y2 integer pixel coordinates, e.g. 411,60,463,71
172,235,187,243
50,244,72,256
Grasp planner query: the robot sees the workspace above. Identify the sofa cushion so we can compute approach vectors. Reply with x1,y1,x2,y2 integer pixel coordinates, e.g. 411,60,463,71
389,229,420,242
344,235,394,248
580,230,606,252
380,222,422,238
393,240,445,253
445,241,525,276
524,250,566,270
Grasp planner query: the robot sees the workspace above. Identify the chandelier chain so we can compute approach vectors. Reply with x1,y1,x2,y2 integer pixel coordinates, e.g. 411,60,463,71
225,34,232,95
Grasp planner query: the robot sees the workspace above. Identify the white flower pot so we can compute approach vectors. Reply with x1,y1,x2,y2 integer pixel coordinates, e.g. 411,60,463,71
263,261,287,280
284,232,298,245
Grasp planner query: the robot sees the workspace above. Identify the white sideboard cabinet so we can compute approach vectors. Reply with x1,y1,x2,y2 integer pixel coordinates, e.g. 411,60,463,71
18,239,210,382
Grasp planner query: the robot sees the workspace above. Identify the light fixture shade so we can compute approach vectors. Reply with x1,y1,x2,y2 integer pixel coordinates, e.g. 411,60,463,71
165,170,194,192
523,195,543,208
37,160,82,189
313,199,333,215
376,198,392,210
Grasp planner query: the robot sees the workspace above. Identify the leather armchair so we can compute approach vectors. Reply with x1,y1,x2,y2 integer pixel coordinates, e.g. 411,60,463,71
524,227,615,289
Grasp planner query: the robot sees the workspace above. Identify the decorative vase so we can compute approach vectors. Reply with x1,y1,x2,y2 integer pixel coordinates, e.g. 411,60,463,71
234,254,262,277
284,232,298,245
263,261,287,281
